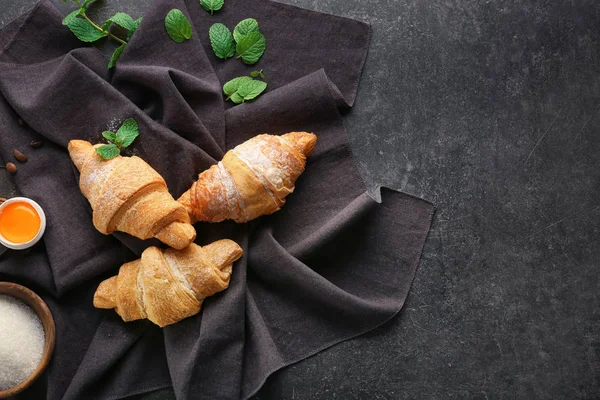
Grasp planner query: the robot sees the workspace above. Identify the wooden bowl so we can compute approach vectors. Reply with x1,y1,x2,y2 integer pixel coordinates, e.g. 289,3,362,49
0,282,55,398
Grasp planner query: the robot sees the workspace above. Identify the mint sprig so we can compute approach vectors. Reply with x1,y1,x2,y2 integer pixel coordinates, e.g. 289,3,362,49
215,19,269,105
165,9,193,43
208,18,266,66
250,69,265,79
61,0,140,69
96,144,120,160
96,118,140,160
223,75,267,105
209,23,235,59
200,0,224,15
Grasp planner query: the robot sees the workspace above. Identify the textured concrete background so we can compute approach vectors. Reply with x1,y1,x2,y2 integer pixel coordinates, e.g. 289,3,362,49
1,0,600,398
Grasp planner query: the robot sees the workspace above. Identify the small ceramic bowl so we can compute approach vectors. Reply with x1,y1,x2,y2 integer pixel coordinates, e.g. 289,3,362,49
0,197,46,250
0,282,55,399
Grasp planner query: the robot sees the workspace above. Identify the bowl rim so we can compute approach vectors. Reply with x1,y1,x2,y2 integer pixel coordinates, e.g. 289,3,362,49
0,282,55,398
0,197,47,250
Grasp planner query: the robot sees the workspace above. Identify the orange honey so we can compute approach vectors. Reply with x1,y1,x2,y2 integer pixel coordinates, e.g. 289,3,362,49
0,202,41,243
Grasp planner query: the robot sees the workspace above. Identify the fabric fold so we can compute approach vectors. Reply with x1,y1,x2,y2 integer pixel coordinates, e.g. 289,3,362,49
0,0,434,399
61,317,169,400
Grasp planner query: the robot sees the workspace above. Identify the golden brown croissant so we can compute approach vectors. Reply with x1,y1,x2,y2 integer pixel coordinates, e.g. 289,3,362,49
178,132,317,223
68,140,196,250
93,240,243,327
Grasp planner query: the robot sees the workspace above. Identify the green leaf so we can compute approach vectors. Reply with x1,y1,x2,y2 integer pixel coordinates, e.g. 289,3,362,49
235,31,266,65
67,18,105,42
62,9,81,26
115,118,139,148
102,131,117,142
110,12,136,31
108,44,126,69
209,23,235,59
229,92,244,104
223,76,252,97
200,0,224,15
165,9,192,43
223,77,266,103
95,144,120,160
237,79,267,101
249,69,264,79
100,18,113,31
127,17,143,40
233,18,259,43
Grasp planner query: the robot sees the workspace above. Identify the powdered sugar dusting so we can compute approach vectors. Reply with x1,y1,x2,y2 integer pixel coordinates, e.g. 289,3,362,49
233,149,280,207
218,162,247,222
235,139,286,188
105,117,122,133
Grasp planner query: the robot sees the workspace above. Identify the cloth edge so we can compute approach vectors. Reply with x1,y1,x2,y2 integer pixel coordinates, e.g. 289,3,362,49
242,192,435,399
0,0,44,62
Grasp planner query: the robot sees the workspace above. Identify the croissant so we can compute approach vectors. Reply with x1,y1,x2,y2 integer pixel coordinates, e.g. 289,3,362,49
178,132,317,223
68,140,196,250
93,240,243,327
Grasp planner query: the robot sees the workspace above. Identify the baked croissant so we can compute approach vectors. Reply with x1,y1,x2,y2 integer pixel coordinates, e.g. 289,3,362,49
68,140,196,250
93,240,243,327
178,132,317,223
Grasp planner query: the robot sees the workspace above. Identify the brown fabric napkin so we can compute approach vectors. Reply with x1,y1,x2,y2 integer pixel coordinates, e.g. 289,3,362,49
0,0,434,398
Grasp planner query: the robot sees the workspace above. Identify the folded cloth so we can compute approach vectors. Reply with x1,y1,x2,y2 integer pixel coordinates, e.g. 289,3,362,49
0,0,434,398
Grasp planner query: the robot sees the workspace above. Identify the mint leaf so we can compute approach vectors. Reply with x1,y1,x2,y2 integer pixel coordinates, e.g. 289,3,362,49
229,93,244,104
110,12,136,31
223,76,266,104
102,131,117,142
68,18,105,42
237,79,267,101
235,31,266,65
127,17,143,40
62,9,81,26
200,0,224,15
115,118,139,148
209,23,235,60
95,144,120,160
108,44,126,69
165,9,192,43
249,69,264,79
233,18,259,43
101,18,113,31
223,76,252,97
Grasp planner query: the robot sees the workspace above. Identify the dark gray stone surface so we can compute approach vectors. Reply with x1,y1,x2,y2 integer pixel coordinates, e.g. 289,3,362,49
2,0,600,398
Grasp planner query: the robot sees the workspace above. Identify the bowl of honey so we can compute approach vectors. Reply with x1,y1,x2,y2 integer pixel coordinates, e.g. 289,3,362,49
0,197,46,250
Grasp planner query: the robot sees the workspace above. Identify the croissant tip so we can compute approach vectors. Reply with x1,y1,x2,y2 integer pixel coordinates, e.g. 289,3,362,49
68,139,93,171
201,239,244,269
94,276,118,309
282,132,317,157
155,221,196,250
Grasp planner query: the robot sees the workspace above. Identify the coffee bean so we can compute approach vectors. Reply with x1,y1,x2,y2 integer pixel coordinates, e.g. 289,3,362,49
13,149,27,163
5,163,17,174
